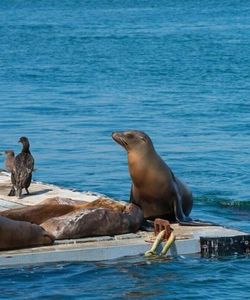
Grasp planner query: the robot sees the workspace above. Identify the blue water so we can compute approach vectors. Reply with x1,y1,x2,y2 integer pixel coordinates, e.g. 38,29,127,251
0,0,249,299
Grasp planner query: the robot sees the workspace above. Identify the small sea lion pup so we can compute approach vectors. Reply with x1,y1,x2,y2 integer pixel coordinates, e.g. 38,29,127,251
9,136,35,198
112,130,213,226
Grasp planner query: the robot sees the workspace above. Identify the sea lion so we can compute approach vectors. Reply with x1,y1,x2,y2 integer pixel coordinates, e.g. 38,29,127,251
0,197,143,240
41,202,143,240
40,196,88,206
112,130,213,226
0,216,54,251
9,136,35,198
0,197,142,227
0,202,79,224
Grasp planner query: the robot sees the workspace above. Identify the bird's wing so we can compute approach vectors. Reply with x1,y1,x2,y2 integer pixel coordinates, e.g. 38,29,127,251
26,154,35,173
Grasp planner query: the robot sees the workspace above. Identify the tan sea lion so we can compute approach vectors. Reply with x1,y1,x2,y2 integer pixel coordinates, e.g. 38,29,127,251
41,196,127,212
41,202,143,240
0,197,143,240
40,196,88,206
112,130,214,226
0,216,54,251
0,202,78,224
0,197,142,238
0,197,131,225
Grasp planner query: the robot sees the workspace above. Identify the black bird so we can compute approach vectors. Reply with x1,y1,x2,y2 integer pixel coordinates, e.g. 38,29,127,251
8,137,35,198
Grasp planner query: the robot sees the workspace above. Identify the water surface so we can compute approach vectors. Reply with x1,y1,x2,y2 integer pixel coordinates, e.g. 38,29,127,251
0,1,249,299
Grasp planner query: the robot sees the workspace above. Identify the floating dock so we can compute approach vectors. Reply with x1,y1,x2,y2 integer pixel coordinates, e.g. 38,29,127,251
0,172,249,267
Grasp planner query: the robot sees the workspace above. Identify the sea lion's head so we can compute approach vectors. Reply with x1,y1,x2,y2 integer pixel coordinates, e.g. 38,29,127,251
112,130,154,153
41,228,55,245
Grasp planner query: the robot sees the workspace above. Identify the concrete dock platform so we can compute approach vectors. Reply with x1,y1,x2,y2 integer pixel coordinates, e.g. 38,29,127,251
0,171,100,208
0,172,249,267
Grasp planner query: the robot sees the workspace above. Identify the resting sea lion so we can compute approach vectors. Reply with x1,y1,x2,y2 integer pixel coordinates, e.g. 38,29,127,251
0,197,132,225
0,203,78,224
112,130,214,226
41,202,143,240
0,216,54,251
0,197,143,240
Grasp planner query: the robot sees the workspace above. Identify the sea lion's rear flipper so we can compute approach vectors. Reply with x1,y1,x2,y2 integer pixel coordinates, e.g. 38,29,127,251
140,219,154,231
173,195,218,226
173,193,218,226
178,219,219,226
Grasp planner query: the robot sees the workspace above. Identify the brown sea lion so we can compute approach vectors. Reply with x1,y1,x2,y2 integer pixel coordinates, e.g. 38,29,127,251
0,216,54,251
112,130,214,226
40,197,88,206
0,202,78,224
9,136,35,198
40,196,126,212
41,202,143,240
0,197,139,225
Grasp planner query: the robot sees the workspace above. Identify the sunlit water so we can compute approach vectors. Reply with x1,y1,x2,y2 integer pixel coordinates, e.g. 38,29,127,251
0,1,249,299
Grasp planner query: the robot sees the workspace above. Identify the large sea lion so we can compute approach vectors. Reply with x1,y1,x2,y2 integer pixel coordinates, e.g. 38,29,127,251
0,216,54,251
0,197,135,225
0,197,144,239
41,202,143,240
112,130,213,226
0,202,78,224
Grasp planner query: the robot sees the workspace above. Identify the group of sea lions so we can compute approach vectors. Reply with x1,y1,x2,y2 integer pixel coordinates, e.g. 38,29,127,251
0,197,143,250
0,131,212,251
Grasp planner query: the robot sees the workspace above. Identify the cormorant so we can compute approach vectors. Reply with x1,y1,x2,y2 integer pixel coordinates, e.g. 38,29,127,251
2,150,15,172
9,137,35,198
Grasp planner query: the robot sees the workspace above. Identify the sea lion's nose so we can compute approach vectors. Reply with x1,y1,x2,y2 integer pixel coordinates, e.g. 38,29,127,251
112,132,119,138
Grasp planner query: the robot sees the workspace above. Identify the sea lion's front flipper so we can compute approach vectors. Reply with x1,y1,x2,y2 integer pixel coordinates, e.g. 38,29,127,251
171,175,217,226
171,176,190,222
178,219,219,226
129,185,134,203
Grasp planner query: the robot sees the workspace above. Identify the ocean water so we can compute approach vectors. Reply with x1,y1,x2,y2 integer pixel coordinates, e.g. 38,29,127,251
0,0,249,299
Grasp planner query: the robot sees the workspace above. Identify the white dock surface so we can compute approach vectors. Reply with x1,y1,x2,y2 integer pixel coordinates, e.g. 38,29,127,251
0,172,248,267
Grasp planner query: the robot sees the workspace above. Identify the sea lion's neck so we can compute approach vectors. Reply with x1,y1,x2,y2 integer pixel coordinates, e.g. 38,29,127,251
127,148,156,187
